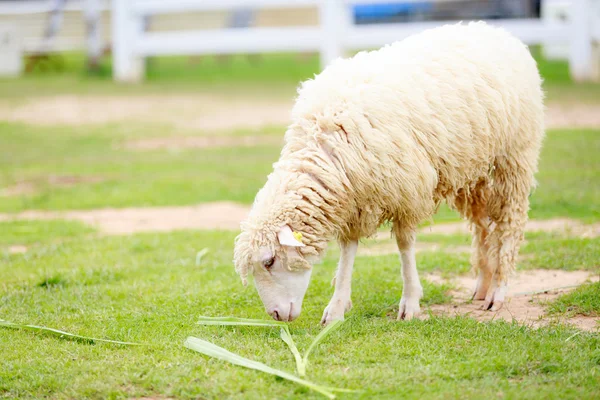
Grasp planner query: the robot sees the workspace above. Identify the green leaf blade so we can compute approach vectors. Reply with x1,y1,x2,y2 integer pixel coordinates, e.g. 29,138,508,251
0,319,143,346
184,336,336,399
196,316,286,328
280,327,306,377
303,320,344,367
195,248,209,265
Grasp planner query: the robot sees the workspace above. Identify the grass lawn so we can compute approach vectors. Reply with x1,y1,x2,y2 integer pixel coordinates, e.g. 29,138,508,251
548,282,600,317
1,224,599,399
1,49,600,399
0,122,280,211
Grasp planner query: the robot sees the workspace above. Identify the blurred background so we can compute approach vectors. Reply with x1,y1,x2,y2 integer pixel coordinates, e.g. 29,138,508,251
0,0,596,83
0,0,598,216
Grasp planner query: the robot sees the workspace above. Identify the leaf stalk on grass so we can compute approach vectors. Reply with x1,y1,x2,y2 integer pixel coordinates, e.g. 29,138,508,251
280,327,306,376
198,316,306,373
195,248,209,265
0,319,143,345
184,336,337,399
197,316,287,328
197,316,344,377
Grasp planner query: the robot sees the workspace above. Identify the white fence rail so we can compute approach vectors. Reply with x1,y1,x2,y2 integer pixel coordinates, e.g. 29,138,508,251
0,0,109,55
112,0,600,83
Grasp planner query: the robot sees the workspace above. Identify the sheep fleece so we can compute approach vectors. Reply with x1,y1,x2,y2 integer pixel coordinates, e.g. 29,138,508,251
235,22,544,283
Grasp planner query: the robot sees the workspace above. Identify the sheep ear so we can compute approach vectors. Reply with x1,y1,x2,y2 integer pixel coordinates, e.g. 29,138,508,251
277,225,305,247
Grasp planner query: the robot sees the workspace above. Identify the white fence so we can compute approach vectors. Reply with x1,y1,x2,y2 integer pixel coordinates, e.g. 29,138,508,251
112,0,600,83
0,0,109,53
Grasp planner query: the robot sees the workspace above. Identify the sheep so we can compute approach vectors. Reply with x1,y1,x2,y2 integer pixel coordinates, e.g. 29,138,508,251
233,21,545,325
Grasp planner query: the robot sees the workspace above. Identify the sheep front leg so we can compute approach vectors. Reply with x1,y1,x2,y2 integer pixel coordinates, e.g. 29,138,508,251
394,227,423,320
321,240,358,326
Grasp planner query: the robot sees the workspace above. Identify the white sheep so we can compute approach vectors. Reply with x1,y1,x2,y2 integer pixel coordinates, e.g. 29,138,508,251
234,21,545,325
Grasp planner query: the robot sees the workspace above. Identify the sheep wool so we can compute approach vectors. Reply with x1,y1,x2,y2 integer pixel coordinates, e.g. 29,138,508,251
234,22,544,290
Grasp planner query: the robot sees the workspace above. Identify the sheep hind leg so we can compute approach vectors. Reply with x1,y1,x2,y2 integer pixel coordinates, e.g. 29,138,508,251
451,186,493,301
469,204,493,300
483,162,532,311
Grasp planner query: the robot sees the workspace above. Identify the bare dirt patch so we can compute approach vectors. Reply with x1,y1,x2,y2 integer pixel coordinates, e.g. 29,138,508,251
124,135,282,150
0,95,293,132
425,269,600,331
418,218,600,238
128,397,176,400
545,103,600,129
0,95,599,132
0,182,36,197
47,175,104,187
1,203,598,237
0,202,249,234
6,245,27,254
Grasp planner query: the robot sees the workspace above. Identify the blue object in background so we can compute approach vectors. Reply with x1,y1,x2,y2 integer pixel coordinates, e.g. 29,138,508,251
353,1,433,23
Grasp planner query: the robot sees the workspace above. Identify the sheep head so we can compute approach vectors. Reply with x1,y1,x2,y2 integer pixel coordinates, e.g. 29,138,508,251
233,224,316,322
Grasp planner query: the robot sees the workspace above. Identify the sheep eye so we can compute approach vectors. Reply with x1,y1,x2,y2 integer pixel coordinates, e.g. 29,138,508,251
263,257,275,269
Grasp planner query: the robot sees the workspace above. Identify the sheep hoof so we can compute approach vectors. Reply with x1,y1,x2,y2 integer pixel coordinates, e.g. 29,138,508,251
482,283,507,311
472,271,492,300
472,281,490,300
489,300,504,311
321,298,351,326
397,297,421,321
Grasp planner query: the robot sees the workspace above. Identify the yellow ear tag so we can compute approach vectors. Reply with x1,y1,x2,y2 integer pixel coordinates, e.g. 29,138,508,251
293,231,303,243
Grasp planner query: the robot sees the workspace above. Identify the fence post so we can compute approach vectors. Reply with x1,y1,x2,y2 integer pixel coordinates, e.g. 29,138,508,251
319,0,350,69
0,24,22,77
569,0,599,82
541,0,569,60
84,0,102,71
592,0,600,82
112,0,145,82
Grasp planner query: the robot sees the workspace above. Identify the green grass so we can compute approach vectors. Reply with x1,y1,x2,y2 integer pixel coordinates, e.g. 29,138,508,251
0,52,315,100
0,220,94,246
548,282,600,317
520,234,600,272
530,130,600,221
1,226,599,399
1,49,600,101
0,122,280,211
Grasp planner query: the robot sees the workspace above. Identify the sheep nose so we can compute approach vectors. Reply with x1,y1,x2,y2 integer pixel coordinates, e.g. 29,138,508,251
269,309,282,321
